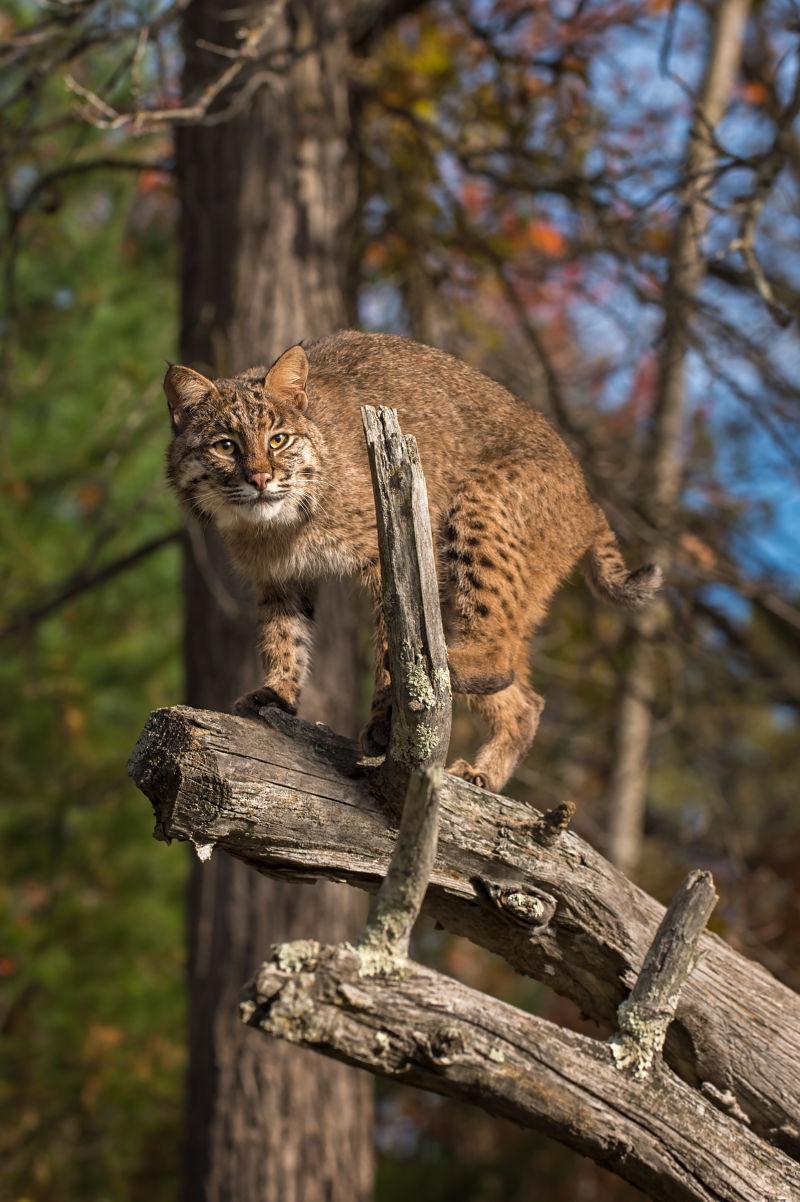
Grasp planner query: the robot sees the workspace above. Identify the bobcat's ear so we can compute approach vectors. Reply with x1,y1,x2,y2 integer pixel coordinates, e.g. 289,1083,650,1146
265,345,308,410
164,365,218,431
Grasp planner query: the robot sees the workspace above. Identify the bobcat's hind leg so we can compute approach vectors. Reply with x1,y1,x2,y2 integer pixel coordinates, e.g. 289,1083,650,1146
440,477,552,693
440,480,553,791
449,675,544,794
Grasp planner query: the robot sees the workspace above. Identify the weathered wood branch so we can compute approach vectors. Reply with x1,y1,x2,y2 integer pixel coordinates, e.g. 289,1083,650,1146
361,405,451,803
128,703,800,1160
357,405,449,968
358,766,443,972
239,940,800,1202
610,869,718,1078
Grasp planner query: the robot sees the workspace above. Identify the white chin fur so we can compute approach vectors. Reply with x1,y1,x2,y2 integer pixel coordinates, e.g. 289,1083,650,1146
215,498,288,528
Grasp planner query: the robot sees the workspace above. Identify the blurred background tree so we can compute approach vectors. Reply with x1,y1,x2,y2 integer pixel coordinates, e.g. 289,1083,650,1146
2,1,799,1200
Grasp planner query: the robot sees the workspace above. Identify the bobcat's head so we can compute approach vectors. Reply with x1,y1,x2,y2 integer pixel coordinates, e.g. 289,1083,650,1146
165,345,322,529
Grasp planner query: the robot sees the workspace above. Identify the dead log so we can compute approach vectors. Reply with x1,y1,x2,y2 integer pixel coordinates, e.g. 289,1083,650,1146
129,703,800,1163
239,940,800,1202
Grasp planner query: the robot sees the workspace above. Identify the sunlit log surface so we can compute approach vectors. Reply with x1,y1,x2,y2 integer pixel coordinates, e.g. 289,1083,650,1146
129,702,800,1162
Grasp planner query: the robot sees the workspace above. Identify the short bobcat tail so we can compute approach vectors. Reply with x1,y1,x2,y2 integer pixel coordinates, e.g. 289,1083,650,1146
582,506,662,610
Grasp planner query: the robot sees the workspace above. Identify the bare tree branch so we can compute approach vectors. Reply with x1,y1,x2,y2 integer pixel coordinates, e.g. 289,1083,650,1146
61,1,286,133
358,765,443,969
607,0,753,876
10,157,172,223
610,869,718,1077
2,529,179,641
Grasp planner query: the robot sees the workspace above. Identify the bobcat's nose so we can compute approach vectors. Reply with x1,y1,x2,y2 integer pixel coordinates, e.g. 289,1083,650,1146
248,472,270,492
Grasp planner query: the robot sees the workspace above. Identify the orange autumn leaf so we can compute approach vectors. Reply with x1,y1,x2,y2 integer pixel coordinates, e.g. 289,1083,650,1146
741,81,768,106
83,1023,124,1060
461,179,488,219
527,220,566,257
363,241,389,269
6,476,30,502
643,224,672,253
62,703,85,738
137,169,172,194
75,482,106,512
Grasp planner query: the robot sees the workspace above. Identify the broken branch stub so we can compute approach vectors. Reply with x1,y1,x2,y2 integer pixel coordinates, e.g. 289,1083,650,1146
611,868,718,1078
361,405,451,803
356,407,449,971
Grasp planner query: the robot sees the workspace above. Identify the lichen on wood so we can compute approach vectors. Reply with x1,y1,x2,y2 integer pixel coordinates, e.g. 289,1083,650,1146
354,408,450,976
610,869,718,1078
239,940,800,1202
361,406,451,802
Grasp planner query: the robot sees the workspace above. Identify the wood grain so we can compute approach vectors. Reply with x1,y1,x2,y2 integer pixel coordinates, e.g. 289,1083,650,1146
129,703,800,1161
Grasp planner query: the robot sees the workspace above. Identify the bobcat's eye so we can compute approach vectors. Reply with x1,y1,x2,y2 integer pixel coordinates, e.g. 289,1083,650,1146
213,438,236,456
269,433,290,450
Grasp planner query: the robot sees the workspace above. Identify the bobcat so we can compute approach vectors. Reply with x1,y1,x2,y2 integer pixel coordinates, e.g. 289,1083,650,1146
165,330,660,793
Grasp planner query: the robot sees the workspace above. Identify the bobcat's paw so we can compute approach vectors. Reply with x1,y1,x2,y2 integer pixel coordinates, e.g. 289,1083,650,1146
234,687,297,718
448,758,489,790
360,707,392,756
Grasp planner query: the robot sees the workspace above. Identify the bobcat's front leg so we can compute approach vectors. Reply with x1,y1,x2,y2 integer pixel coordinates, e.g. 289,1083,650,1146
360,577,392,755
361,652,392,754
234,590,313,718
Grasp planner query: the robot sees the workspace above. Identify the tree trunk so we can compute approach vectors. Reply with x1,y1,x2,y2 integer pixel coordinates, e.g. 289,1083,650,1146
606,0,751,876
176,3,373,1199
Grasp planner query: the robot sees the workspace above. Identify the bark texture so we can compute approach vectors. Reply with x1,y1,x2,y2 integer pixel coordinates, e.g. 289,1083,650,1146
361,406,451,803
176,2,373,1198
607,0,752,876
129,703,800,1163
355,407,449,966
239,941,800,1202
609,869,718,1078
359,765,443,967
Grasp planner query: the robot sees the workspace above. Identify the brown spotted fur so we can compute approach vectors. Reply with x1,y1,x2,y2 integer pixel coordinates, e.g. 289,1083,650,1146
165,330,661,793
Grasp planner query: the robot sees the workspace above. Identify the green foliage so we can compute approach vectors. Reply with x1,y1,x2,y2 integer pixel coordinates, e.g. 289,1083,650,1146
1,160,185,1199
